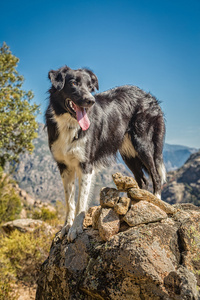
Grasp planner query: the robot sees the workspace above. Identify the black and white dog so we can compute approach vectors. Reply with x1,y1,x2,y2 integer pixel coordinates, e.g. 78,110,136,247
46,66,166,241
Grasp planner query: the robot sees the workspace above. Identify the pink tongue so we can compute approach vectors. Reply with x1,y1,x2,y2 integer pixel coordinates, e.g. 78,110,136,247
76,107,90,131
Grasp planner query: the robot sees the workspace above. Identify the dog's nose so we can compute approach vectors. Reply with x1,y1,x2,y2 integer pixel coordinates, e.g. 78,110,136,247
84,97,95,107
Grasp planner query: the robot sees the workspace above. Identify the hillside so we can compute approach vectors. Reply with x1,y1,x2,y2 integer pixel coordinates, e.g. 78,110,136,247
162,150,200,206
13,123,197,205
163,143,197,171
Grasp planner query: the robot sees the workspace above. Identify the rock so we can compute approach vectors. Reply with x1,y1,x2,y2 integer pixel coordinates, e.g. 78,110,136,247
98,208,120,241
25,194,35,206
175,210,200,286
114,197,131,215
36,206,200,299
34,200,43,208
128,187,176,214
83,206,100,228
100,187,120,207
20,208,27,219
164,266,198,299
2,218,53,234
123,201,167,226
19,189,27,199
112,172,139,191
92,206,102,229
162,150,200,206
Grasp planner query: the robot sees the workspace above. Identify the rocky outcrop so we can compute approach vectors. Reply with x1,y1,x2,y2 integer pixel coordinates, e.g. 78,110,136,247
162,151,200,206
36,174,200,299
2,218,53,234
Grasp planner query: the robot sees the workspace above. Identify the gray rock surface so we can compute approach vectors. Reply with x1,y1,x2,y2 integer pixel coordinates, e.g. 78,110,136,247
98,208,120,241
36,204,200,300
123,201,167,226
2,218,53,234
162,151,200,205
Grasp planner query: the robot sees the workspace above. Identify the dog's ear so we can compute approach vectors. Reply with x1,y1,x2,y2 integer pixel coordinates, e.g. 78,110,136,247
84,69,99,91
48,66,70,90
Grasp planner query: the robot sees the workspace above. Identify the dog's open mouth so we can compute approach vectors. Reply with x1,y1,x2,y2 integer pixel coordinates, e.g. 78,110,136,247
65,99,90,131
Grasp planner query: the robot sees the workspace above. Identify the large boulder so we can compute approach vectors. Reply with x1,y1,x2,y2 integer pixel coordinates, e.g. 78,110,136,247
2,218,53,234
36,206,200,299
36,174,200,299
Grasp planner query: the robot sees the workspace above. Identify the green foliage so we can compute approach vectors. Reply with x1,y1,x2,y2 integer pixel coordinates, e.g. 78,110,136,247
0,42,40,169
0,168,21,223
32,207,57,221
0,228,53,299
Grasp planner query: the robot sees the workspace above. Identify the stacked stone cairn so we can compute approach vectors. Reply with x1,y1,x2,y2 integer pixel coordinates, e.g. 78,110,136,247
84,172,176,241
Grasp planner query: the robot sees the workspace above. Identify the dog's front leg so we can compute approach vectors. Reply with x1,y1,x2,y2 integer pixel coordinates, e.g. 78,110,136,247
67,170,94,242
60,167,76,239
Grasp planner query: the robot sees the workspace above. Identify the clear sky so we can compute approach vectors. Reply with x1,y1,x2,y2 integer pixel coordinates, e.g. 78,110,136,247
1,0,200,148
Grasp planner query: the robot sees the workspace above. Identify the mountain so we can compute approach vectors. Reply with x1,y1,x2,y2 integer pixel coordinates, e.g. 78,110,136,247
13,123,198,205
162,150,200,206
163,143,197,171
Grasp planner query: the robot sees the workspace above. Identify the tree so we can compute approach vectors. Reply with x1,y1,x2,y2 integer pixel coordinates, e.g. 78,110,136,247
0,42,40,169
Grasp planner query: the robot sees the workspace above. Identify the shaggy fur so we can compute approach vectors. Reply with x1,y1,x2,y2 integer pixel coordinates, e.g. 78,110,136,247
46,66,166,241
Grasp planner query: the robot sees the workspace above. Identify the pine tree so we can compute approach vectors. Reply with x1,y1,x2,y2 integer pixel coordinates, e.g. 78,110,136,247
0,42,40,169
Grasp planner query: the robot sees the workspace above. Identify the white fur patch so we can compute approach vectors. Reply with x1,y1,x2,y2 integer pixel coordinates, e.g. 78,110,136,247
51,112,87,170
157,162,166,185
120,134,137,158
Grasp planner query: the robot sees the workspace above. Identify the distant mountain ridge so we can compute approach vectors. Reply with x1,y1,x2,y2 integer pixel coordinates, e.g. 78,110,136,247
162,150,200,206
12,123,198,204
163,143,197,171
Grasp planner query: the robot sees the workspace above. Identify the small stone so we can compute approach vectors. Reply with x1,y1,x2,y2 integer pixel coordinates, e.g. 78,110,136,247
114,197,131,215
127,188,176,214
19,189,27,199
98,208,120,241
123,201,167,227
25,195,35,206
92,207,102,229
100,187,120,208
20,208,27,219
112,173,139,191
83,206,100,228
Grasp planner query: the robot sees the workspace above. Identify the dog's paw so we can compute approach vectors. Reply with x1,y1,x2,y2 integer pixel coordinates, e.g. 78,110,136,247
60,220,73,239
67,212,85,242
67,224,83,242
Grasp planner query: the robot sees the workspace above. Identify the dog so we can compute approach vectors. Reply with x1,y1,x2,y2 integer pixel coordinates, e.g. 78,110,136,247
46,65,166,241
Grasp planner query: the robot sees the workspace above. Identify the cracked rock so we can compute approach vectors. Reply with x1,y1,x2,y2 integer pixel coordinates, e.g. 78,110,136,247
123,201,167,226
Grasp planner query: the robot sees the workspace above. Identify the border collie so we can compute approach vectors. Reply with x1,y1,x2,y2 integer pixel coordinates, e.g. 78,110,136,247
46,66,166,241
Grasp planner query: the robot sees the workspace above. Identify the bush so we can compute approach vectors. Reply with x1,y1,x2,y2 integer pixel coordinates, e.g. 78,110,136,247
0,228,54,299
0,169,21,223
32,207,57,221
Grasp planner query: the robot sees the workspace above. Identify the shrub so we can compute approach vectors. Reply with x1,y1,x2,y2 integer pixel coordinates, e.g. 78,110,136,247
0,228,53,299
0,169,21,223
32,207,57,221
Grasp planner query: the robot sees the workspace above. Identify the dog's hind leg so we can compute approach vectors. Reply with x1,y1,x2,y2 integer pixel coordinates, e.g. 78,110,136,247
67,169,95,242
130,139,162,197
57,163,76,239
120,134,148,189
120,154,148,190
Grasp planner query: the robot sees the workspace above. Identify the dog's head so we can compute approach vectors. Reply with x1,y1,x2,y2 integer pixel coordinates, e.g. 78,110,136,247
48,66,99,130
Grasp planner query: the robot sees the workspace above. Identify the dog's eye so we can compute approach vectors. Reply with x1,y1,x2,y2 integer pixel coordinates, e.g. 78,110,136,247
71,81,77,86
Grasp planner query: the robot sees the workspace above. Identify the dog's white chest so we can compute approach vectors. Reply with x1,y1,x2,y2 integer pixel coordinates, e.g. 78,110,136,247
51,113,86,168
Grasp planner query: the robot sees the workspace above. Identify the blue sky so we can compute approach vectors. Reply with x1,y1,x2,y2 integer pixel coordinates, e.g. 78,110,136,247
1,0,200,148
